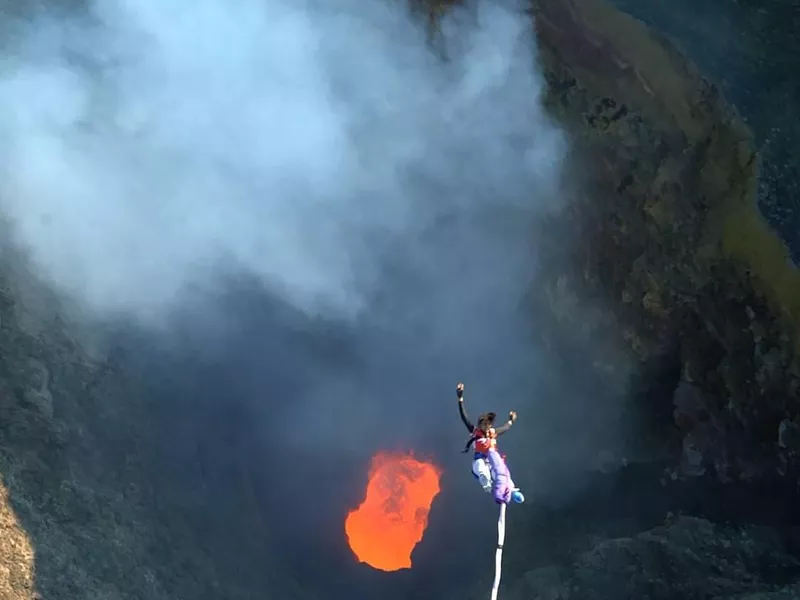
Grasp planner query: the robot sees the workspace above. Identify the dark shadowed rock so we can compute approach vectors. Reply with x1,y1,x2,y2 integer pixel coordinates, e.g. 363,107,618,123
515,517,800,600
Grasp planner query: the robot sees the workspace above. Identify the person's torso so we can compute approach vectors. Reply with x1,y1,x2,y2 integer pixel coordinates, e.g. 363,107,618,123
473,427,497,453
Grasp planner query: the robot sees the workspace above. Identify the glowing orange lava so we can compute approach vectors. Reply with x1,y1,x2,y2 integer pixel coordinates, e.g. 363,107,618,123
345,451,441,572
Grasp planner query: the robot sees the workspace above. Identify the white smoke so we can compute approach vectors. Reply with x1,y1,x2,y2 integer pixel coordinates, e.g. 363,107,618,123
0,0,565,326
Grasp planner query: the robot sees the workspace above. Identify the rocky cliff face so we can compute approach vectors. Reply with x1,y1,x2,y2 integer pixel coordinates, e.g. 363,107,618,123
504,0,800,596
516,516,800,600
0,250,298,598
528,0,800,484
605,0,800,264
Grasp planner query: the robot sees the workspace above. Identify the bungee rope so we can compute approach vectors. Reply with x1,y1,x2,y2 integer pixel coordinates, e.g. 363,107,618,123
490,501,506,600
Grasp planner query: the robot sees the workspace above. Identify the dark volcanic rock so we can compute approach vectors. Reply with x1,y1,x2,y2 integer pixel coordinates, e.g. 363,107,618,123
515,517,800,600
526,0,800,486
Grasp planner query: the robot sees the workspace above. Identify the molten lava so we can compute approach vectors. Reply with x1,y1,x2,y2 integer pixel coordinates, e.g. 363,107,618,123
345,451,441,572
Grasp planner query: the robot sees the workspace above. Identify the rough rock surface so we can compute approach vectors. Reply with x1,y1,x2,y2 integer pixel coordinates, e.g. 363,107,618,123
0,482,35,600
606,0,800,263
513,516,800,600
528,0,800,485
0,254,299,599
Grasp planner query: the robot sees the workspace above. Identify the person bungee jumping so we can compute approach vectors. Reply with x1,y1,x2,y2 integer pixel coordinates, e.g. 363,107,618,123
456,382,524,503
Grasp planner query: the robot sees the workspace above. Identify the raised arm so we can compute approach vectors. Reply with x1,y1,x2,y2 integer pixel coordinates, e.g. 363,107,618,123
494,411,517,437
456,382,474,433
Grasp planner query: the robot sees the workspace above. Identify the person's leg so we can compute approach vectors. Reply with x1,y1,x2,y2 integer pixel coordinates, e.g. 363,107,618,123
504,455,525,503
471,457,492,492
486,448,525,504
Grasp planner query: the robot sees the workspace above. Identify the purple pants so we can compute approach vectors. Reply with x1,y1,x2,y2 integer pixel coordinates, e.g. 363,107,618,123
486,448,516,504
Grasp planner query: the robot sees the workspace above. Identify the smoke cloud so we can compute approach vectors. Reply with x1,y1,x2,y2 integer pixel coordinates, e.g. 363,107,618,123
0,0,629,597
0,0,590,471
0,0,563,324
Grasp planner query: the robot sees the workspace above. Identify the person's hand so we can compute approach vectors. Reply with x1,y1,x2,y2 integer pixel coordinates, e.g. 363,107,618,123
456,382,465,399
509,410,517,423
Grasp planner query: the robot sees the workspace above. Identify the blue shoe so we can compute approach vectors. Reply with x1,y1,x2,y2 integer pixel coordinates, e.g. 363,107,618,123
511,490,525,504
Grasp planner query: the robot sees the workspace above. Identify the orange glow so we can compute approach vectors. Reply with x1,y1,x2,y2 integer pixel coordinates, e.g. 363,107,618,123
345,451,441,572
